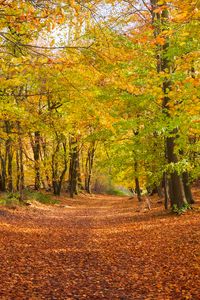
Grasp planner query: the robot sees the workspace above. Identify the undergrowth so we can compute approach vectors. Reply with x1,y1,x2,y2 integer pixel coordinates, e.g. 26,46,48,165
0,192,22,207
172,203,191,215
107,188,128,197
0,190,59,207
24,190,59,205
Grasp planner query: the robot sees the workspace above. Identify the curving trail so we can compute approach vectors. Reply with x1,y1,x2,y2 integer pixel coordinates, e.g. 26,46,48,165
0,194,200,300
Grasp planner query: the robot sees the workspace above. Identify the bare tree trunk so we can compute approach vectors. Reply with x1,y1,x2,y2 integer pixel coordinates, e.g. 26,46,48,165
16,150,20,191
85,141,96,194
182,171,194,204
77,152,83,192
58,142,68,196
18,124,24,201
68,137,78,198
157,182,164,198
40,137,52,191
163,173,170,210
0,150,6,192
134,161,142,202
166,135,187,208
33,131,40,190
5,121,13,192
52,142,59,195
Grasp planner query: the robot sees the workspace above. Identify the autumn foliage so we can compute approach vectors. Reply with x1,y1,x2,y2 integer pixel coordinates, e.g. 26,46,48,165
0,1,200,299
0,0,199,208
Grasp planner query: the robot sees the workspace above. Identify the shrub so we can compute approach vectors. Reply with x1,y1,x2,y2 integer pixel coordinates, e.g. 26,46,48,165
24,190,59,205
0,192,21,207
172,203,191,215
107,188,128,196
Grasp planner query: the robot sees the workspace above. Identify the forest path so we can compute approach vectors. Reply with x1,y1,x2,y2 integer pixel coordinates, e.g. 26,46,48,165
0,194,200,300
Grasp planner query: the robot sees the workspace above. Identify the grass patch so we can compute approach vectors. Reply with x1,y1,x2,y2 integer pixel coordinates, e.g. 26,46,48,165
172,203,191,215
0,192,21,208
24,190,59,205
0,190,59,207
107,188,128,197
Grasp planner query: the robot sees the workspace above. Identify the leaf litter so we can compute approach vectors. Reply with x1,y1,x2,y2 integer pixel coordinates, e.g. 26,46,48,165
0,192,200,300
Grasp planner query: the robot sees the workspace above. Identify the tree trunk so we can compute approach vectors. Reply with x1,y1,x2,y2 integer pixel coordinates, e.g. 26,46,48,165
166,136,187,208
134,161,142,202
18,125,24,201
15,123,24,201
68,137,78,198
52,142,59,195
157,182,164,198
33,131,40,190
151,0,190,209
0,149,6,192
85,142,96,194
6,140,13,192
77,154,83,192
40,137,52,191
163,173,170,210
5,121,13,192
57,142,67,196
182,171,194,204
135,176,142,202
52,141,67,196
16,150,20,191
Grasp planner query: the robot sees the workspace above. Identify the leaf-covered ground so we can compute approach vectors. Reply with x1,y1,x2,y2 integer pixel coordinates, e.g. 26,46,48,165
0,191,200,300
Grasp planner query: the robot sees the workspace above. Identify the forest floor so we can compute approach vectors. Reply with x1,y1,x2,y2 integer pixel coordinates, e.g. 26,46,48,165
0,190,200,300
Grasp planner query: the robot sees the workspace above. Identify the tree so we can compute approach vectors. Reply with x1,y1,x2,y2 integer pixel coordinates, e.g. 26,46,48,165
0,0,199,207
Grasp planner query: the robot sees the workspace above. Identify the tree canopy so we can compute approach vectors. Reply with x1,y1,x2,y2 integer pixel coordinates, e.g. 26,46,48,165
0,0,199,210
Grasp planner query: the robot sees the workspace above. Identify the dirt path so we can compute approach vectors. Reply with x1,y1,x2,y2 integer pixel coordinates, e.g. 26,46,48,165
0,195,200,300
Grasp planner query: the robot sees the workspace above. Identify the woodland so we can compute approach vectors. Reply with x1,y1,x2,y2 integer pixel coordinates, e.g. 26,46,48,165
0,0,199,209
0,0,200,299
